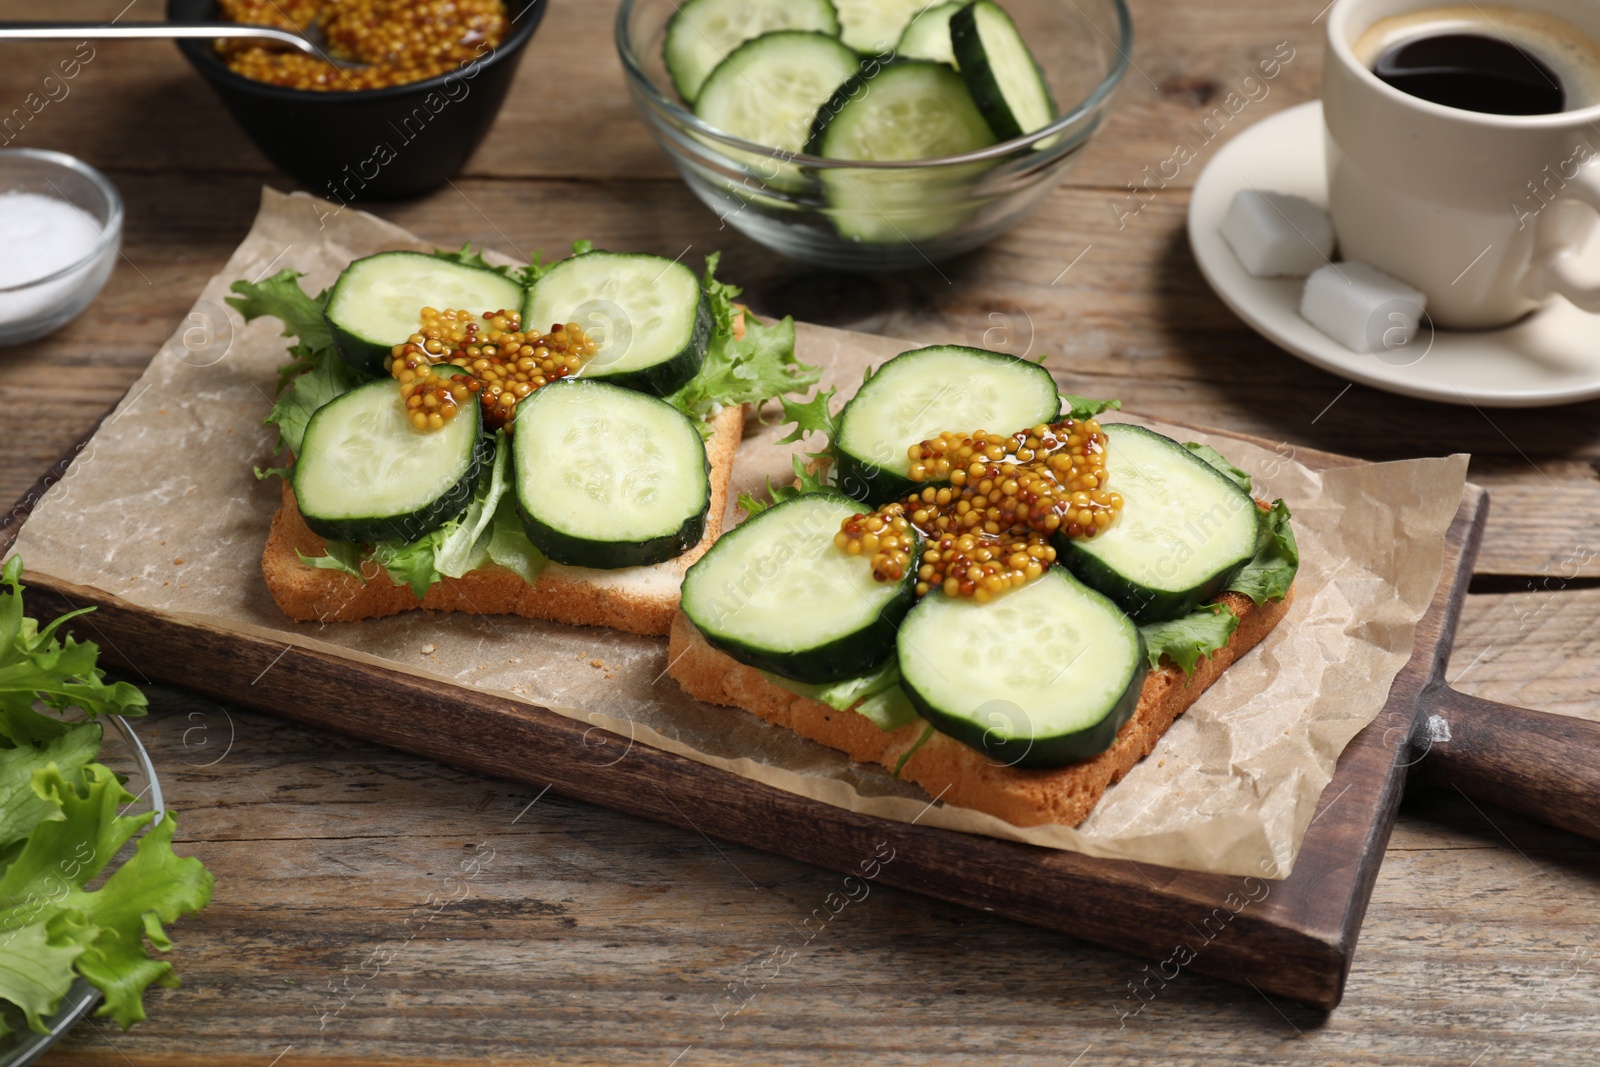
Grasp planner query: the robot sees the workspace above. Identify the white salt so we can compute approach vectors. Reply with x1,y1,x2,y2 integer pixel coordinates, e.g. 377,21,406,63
1300,261,1427,354
0,191,104,288
0,191,107,330
1220,190,1335,277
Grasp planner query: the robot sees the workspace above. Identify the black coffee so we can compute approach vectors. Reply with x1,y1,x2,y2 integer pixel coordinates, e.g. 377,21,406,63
1373,33,1564,114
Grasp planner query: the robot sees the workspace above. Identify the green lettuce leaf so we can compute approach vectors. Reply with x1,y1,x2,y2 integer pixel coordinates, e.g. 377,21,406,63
737,455,833,518
294,541,364,580
227,271,362,456
1137,499,1299,675
67,807,212,1028
894,722,937,779
0,565,211,1032
430,243,561,289
368,433,514,597
368,535,442,601
225,269,331,352
432,432,511,579
302,434,547,598
777,387,838,446
0,764,212,1030
262,342,362,458
1227,499,1298,603
1063,395,1121,421
761,659,919,732
0,722,100,851
0,558,146,748
1139,602,1241,675
664,254,821,437
1185,442,1252,493
0,920,84,1038
485,496,546,586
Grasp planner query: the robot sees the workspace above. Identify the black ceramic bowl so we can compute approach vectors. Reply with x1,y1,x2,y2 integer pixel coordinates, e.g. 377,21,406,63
169,0,545,200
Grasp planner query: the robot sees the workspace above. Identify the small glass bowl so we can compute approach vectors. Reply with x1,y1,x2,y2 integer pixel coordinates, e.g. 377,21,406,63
616,0,1132,270
0,149,121,347
0,715,162,1066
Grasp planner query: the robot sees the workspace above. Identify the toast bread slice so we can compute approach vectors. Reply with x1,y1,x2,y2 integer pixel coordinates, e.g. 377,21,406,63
667,583,1295,827
261,404,745,636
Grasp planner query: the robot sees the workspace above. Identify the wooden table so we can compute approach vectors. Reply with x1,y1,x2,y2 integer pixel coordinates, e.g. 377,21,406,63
4,1,1598,1063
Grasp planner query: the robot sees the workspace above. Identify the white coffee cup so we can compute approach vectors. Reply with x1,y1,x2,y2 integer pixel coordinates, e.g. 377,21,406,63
1323,0,1600,329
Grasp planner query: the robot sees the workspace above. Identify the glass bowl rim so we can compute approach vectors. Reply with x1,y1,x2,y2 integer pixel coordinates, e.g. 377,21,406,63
0,149,122,297
613,0,1133,170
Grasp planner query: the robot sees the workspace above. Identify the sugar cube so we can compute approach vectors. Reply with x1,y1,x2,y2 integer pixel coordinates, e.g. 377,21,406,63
1299,261,1427,355
1220,190,1335,277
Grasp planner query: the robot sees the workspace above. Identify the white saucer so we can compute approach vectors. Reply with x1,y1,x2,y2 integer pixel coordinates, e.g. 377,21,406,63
1188,101,1600,408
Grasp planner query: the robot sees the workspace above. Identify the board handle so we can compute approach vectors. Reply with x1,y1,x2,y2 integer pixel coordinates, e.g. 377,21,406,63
1412,685,1600,841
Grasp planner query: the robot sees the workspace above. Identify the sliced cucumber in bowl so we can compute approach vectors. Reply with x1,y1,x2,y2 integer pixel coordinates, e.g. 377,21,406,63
664,0,841,104
1057,424,1260,624
895,2,965,65
951,0,1057,141
834,0,935,54
897,566,1147,768
294,378,486,544
681,493,918,684
510,379,710,570
325,251,525,377
522,250,710,397
695,32,864,158
807,60,996,243
832,344,1060,505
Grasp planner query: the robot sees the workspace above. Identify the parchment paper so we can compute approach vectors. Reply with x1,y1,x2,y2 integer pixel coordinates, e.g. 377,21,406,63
10,189,1470,877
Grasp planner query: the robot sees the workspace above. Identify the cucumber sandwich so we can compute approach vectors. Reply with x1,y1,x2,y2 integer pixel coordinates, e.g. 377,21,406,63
670,344,1299,826
231,242,822,637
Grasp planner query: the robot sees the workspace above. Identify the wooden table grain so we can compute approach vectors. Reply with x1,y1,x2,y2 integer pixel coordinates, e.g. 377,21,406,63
2,1,1597,1063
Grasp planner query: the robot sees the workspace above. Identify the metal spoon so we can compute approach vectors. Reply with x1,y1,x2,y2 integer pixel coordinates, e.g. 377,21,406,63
0,21,366,68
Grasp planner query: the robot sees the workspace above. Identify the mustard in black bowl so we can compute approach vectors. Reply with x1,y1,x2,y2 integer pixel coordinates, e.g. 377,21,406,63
167,0,545,200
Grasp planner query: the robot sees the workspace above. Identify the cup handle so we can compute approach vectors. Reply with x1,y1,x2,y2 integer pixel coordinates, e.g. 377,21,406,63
1531,164,1600,313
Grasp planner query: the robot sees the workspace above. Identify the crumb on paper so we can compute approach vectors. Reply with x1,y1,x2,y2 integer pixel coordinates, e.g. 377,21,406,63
421,643,436,655
173,558,185,566
589,659,604,669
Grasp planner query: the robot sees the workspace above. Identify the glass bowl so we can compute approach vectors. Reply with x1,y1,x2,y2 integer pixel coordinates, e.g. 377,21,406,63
0,149,121,347
0,715,163,1067
615,0,1132,270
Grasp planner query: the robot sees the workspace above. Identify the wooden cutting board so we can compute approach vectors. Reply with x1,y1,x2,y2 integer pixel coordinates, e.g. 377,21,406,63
4,407,1525,1012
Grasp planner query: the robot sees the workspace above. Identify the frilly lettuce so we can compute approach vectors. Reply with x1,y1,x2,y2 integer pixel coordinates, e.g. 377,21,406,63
0,557,212,1035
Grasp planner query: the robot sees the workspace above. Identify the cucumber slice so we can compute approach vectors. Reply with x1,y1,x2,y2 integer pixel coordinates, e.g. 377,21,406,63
895,2,964,65
293,378,485,544
325,252,525,376
522,251,710,398
807,61,996,242
897,567,1147,768
510,379,710,569
695,32,863,156
681,493,917,684
832,345,1060,504
951,0,1057,141
664,0,841,104
1057,424,1260,624
835,0,931,54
